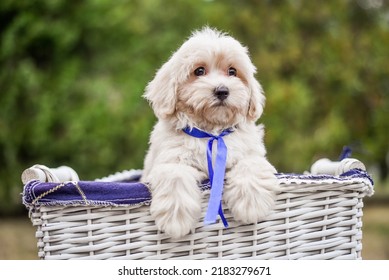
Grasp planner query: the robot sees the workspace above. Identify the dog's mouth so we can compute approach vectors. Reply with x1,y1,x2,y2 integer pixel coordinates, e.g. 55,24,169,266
213,100,227,107
178,100,243,131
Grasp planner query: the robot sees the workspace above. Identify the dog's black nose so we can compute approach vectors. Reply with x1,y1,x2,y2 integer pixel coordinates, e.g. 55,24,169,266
214,85,229,101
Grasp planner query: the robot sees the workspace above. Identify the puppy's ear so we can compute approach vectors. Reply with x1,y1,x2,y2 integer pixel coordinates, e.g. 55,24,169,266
143,60,177,119
247,77,265,121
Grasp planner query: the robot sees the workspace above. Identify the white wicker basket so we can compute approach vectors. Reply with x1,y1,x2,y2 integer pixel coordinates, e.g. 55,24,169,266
23,166,373,260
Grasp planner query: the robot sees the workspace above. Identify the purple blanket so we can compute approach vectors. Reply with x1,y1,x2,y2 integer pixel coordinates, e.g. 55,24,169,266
22,169,373,208
23,180,153,207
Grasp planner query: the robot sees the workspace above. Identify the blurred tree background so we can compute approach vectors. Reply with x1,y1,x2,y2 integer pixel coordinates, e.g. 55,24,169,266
1,0,388,215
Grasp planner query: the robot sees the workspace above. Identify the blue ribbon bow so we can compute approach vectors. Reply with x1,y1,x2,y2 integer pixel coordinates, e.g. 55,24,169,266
182,126,233,227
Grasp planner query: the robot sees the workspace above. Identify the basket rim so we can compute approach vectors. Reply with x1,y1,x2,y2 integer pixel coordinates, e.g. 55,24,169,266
22,169,374,210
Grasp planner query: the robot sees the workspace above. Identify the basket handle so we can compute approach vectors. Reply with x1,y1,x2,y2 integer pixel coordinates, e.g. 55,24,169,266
310,158,366,176
21,165,79,184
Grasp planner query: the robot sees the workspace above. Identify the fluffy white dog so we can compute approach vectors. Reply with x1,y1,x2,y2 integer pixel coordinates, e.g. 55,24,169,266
141,27,278,239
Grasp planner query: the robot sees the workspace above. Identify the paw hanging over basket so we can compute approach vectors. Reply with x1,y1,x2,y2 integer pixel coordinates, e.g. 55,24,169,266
21,159,373,260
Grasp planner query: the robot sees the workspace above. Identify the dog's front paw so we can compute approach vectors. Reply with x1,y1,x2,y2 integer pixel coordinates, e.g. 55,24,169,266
149,168,202,239
150,192,201,239
224,172,278,224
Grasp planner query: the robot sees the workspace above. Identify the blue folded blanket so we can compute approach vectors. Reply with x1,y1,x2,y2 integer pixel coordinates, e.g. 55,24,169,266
22,169,373,208
23,180,153,207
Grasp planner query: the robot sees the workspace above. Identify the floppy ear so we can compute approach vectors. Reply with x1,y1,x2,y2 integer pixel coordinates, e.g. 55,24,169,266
247,77,265,121
143,59,177,119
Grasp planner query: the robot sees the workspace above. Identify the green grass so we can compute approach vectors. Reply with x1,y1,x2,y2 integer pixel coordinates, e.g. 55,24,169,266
0,217,38,260
0,205,388,260
361,205,389,260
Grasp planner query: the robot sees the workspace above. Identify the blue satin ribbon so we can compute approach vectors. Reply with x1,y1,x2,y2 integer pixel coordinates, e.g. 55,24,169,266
182,126,233,227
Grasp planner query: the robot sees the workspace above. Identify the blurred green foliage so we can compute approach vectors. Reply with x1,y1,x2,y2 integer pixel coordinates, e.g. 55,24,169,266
1,0,388,214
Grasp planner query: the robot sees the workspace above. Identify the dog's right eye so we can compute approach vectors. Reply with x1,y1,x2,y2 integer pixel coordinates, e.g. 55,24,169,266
194,67,206,76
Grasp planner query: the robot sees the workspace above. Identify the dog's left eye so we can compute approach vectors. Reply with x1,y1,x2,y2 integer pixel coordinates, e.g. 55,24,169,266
228,67,237,76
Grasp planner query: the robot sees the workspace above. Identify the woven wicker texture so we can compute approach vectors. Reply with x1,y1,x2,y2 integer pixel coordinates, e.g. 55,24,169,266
27,172,373,260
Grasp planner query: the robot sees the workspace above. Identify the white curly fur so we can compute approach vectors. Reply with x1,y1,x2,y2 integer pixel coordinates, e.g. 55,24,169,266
141,27,279,239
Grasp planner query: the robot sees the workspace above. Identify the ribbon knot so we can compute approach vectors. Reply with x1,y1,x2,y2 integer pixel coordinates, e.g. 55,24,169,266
182,126,233,227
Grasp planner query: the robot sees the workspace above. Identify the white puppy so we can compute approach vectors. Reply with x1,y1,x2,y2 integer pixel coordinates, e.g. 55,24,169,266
141,27,278,239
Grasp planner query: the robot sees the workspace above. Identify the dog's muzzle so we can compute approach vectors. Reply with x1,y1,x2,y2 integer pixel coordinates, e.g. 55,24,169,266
214,85,229,101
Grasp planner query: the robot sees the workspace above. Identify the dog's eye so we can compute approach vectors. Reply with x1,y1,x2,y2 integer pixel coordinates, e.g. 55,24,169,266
194,67,206,76
228,67,237,76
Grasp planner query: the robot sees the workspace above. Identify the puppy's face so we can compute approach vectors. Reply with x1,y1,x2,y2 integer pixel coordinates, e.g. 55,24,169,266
144,28,265,131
